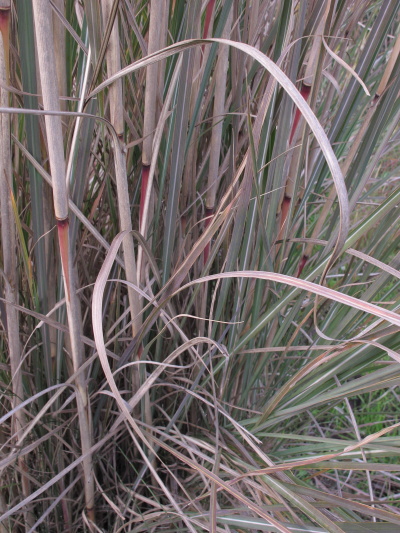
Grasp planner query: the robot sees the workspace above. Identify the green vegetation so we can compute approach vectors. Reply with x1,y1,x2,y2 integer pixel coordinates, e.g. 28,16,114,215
0,0,400,531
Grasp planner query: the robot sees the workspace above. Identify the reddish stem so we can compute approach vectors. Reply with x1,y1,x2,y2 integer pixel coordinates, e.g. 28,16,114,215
57,217,71,301
278,195,291,238
284,83,311,276
297,255,308,278
289,83,311,144
140,164,150,227
201,0,215,59
0,7,10,80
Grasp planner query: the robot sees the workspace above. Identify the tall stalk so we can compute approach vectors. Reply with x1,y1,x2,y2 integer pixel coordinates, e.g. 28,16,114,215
101,0,141,338
17,0,54,387
139,0,168,277
31,0,95,524
52,0,67,113
204,5,232,263
0,2,33,529
141,0,162,224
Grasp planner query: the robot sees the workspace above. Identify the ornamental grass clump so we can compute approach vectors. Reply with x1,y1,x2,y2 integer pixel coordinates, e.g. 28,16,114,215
1,1,400,531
